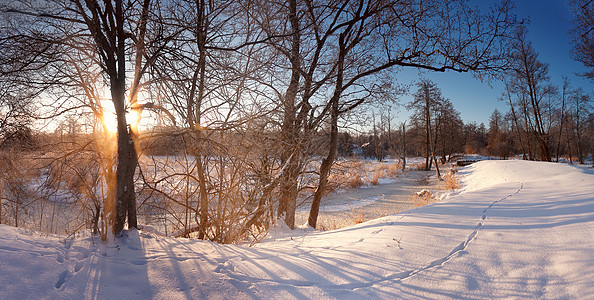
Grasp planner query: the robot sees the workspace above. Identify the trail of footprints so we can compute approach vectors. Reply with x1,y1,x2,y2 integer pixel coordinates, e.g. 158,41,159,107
54,238,90,289
390,183,524,283
0,233,90,290
216,183,525,292
363,182,525,288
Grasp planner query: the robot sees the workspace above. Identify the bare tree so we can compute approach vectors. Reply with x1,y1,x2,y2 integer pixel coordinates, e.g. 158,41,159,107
570,88,591,164
3,0,173,238
569,0,594,81
307,0,519,228
436,100,464,162
407,80,443,174
507,26,552,161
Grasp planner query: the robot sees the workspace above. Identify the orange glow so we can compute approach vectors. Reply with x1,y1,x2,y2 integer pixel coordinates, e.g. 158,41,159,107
101,111,118,135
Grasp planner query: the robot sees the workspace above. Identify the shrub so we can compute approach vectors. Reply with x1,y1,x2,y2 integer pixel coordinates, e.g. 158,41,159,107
444,173,461,190
328,160,366,190
350,207,367,224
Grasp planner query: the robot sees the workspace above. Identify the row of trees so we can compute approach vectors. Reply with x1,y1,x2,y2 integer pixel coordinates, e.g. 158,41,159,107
346,74,592,167
0,0,588,243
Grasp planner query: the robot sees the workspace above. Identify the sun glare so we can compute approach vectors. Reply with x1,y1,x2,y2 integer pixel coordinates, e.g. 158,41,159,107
102,111,118,135
100,105,142,135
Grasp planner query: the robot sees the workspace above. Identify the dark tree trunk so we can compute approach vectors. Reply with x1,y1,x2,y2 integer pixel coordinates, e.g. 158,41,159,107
277,0,301,230
112,80,138,234
308,93,339,229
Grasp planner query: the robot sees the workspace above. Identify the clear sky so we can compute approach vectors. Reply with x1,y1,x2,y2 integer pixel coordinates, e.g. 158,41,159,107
388,0,592,126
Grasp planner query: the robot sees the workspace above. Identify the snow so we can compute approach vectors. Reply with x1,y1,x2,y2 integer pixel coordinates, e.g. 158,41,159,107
1,160,593,299
296,195,383,213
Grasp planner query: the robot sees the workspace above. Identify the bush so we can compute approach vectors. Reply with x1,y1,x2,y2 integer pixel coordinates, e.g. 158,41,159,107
444,172,461,190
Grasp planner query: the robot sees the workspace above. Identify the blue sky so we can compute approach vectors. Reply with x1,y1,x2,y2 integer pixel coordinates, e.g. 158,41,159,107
388,0,592,126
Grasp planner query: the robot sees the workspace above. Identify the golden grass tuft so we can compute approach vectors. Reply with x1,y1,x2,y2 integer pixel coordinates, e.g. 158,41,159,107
411,190,439,207
346,173,365,189
443,173,461,190
386,162,402,178
327,160,367,190
315,207,403,231
368,171,381,185
410,162,427,171
350,207,367,224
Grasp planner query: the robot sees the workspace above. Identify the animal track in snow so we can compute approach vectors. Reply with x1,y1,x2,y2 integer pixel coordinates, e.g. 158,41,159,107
380,183,525,284
219,183,526,292
371,229,384,235
74,261,84,273
55,270,70,289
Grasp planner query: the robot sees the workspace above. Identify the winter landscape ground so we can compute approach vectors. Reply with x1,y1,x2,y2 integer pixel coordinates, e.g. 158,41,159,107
1,159,593,299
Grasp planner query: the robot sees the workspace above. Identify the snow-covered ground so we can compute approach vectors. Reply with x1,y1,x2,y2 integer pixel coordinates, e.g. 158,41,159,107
1,160,593,299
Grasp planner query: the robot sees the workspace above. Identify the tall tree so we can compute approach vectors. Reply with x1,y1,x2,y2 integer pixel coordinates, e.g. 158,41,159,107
508,26,552,161
408,80,443,172
570,88,591,164
4,0,167,237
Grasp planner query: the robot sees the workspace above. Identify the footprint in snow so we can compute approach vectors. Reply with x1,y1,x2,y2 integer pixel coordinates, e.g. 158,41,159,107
74,261,84,273
55,270,70,289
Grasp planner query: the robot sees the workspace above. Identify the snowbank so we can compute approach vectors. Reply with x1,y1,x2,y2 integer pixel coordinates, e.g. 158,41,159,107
1,160,593,299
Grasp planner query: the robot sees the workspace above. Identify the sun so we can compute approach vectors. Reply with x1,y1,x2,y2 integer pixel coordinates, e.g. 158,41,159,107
99,105,141,135
101,110,118,135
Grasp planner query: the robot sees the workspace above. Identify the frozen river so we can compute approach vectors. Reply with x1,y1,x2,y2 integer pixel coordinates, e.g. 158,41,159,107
295,170,444,230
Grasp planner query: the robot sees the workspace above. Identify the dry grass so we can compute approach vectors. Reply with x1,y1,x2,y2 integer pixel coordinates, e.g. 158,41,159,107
386,162,402,178
410,162,427,171
368,171,380,185
443,173,461,190
329,160,405,189
364,161,402,185
315,207,403,231
327,160,367,190
411,190,439,207
350,207,367,224
440,166,460,190
346,173,365,189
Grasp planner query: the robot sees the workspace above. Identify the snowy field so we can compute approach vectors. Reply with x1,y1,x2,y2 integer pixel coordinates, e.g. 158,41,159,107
1,160,593,299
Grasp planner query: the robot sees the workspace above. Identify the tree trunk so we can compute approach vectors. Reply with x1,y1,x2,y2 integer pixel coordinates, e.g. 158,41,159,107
425,94,431,171
197,153,209,239
308,94,339,229
277,0,301,230
112,79,138,234
401,122,406,171
308,25,348,229
575,102,584,164
556,83,567,162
